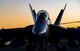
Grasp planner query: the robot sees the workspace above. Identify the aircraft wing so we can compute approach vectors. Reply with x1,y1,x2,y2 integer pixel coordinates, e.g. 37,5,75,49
0,25,34,48
0,27,25,47
48,24,80,48
0,25,80,50
67,28,80,40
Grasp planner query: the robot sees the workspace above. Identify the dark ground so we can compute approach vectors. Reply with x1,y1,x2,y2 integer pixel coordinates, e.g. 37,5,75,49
0,44,80,51
0,45,26,51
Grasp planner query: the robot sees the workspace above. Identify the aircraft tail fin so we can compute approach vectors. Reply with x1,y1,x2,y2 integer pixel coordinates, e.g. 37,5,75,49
29,3,36,22
54,3,67,25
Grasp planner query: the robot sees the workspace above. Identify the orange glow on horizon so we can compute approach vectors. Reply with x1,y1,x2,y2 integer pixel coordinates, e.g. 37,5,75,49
0,0,80,28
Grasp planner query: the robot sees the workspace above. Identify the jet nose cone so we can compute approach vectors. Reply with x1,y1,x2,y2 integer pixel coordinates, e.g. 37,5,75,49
32,25,46,34
32,28,46,34
34,30,41,34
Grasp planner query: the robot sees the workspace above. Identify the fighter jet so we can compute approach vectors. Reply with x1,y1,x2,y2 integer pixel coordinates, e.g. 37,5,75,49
0,3,80,51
